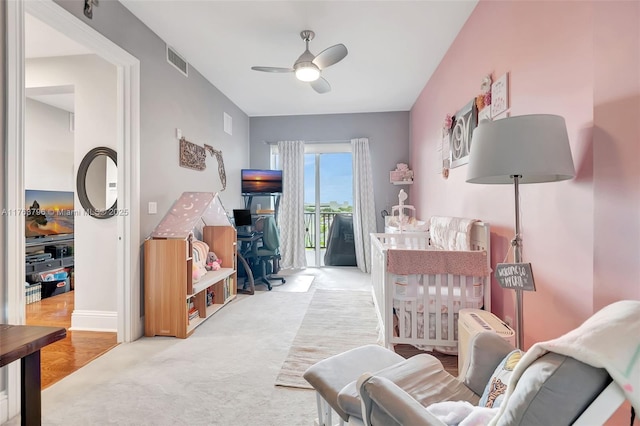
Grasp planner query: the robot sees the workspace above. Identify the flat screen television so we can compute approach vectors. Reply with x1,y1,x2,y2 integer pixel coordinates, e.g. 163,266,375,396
241,169,283,194
25,189,74,242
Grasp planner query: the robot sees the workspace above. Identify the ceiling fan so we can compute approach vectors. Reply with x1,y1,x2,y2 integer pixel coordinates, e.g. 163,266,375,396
251,30,348,94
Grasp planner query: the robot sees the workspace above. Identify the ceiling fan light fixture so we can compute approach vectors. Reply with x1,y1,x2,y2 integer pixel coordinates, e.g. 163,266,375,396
251,30,347,93
295,62,320,82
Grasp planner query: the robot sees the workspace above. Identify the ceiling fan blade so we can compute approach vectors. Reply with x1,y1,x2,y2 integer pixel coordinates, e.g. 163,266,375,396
251,66,294,73
310,77,331,94
312,44,348,69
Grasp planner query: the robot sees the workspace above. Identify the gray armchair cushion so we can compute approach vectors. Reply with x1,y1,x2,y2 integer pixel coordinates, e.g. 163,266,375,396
303,344,404,421
359,375,447,426
463,331,516,396
496,352,611,426
339,354,478,421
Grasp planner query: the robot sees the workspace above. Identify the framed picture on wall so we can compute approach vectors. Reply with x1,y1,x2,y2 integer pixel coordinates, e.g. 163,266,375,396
450,99,478,168
491,73,509,117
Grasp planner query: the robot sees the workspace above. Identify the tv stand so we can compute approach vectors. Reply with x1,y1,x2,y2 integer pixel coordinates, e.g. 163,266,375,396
26,234,74,247
25,235,74,300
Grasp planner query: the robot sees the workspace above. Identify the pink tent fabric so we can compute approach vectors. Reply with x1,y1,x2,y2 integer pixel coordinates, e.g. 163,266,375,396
150,192,231,238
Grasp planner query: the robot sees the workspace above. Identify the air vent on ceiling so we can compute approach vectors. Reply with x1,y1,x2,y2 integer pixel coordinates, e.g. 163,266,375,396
166,45,188,77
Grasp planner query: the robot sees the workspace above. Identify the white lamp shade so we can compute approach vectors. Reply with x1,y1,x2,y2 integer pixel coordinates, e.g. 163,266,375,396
466,114,575,184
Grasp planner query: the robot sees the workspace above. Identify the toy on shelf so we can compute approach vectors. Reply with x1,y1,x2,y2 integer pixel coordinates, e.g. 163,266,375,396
206,252,221,271
390,162,414,184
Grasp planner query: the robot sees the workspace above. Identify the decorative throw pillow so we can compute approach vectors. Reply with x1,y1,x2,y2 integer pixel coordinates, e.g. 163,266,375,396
479,349,524,409
192,240,210,279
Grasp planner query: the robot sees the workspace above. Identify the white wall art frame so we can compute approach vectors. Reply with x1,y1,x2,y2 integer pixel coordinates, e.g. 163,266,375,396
491,72,509,117
450,99,478,168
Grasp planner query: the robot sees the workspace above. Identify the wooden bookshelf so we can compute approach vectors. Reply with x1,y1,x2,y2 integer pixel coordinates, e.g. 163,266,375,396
144,225,237,338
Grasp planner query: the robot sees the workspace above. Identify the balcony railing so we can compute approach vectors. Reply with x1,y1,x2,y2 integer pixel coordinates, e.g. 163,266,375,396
304,211,351,249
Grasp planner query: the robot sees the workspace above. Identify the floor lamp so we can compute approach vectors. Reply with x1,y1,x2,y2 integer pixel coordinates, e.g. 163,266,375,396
466,114,575,349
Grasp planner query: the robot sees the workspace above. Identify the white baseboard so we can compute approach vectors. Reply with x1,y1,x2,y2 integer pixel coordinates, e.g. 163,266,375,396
0,390,19,426
0,390,8,424
71,310,118,332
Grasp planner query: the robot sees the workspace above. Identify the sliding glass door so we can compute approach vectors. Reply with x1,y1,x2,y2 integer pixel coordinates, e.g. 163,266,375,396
304,149,353,267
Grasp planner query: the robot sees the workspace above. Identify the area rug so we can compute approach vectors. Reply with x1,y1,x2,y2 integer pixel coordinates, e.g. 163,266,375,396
275,289,381,389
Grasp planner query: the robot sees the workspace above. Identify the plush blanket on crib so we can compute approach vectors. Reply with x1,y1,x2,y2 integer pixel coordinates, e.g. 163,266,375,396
487,300,640,425
429,217,478,251
387,249,490,276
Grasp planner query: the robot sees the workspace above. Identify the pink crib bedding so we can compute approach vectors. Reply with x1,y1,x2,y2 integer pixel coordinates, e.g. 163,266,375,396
387,249,490,277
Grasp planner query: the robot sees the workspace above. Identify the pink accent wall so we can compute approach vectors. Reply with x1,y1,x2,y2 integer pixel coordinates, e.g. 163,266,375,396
411,0,639,349
593,2,640,311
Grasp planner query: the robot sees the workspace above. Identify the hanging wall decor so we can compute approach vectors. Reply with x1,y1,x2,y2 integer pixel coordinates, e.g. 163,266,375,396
178,137,227,191
450,99,478,168
179,137,207,171
83,0,97,19
441,73,493,172
491,72,509,118
204,144,227,191
477,74,493,122
439,122,452,178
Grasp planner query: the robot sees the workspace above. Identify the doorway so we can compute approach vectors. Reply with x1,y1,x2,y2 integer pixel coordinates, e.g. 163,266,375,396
304,148,353,267
5,0,140,421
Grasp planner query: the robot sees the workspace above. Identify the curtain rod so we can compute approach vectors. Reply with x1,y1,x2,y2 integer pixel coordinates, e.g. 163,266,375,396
263,139,351,145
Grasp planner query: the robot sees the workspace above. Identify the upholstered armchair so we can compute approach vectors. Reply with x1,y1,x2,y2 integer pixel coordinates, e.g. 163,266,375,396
357,332,621,425
304,300,639,426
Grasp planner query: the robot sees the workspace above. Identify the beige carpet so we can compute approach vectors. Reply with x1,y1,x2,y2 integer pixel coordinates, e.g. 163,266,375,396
256,274,315,293
275,289,381,389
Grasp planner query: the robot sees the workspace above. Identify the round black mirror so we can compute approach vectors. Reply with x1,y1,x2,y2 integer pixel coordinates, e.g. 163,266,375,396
76,147,117,219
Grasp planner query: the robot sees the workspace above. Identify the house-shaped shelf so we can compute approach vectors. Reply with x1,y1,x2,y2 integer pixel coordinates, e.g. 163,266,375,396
150,192,232,239
145,191,237,338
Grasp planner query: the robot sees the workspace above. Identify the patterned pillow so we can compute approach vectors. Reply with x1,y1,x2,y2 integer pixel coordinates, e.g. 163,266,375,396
192,240,210,269
479,349,524,409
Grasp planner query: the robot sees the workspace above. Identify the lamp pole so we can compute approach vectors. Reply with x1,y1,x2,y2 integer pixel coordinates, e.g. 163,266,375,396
512,175,524,349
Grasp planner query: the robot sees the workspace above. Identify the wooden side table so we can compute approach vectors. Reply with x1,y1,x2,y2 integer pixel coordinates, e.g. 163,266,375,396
0,324,66,426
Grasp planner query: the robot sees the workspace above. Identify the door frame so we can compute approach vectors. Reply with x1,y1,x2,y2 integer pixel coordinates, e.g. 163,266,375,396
4,0,140,420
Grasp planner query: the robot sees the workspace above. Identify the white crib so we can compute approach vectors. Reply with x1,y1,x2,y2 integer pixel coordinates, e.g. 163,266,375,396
370,221,491,353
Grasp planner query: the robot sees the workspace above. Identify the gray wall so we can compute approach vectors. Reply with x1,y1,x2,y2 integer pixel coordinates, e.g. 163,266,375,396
249,111,411,231
54,0,251,239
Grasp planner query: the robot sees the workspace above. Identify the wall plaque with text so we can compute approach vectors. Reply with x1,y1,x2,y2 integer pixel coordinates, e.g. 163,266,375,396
495,263,536,291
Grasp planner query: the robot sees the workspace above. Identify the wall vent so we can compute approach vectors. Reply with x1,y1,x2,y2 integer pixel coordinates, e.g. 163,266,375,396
166,45,188,77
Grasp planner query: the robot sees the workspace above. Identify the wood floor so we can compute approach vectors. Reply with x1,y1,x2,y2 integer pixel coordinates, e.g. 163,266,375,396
394,344,458,376
26,291,118,389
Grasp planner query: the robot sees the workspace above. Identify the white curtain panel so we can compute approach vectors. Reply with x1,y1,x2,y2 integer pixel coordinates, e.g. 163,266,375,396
277,140,307,269
351,138,377,273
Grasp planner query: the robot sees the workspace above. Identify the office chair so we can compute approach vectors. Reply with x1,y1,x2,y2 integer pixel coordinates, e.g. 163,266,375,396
252,216,285,290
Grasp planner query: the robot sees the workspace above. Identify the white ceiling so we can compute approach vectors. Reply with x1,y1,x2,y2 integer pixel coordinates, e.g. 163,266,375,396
119,0,478,117
25,14,88,112
25,1,479,118
25,13,92,59
26,85,76,113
